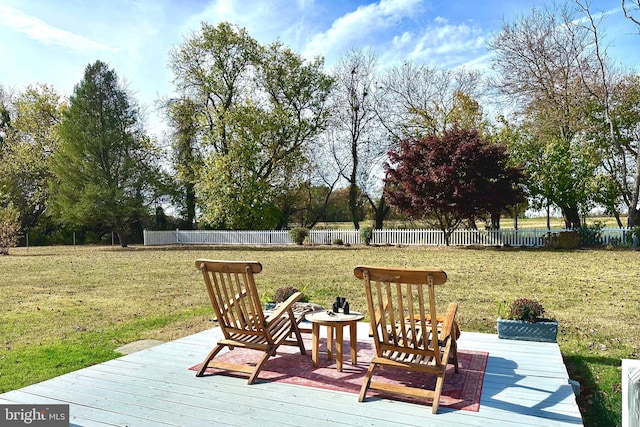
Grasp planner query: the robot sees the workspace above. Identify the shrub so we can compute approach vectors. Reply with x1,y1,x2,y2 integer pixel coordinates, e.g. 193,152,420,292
0,203,20,256
578,222,603,247
332,238,344,245
360,226,373,246
507,298,545,322
626,226,640,248
288,228,308,245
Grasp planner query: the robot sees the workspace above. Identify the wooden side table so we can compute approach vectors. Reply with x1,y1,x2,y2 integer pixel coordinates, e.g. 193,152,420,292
304,310,364,372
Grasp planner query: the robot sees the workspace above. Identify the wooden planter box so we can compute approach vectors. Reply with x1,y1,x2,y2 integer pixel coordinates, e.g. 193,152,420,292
497,318,558,343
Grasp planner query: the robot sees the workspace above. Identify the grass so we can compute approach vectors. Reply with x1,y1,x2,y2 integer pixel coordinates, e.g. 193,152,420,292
1,243,638,426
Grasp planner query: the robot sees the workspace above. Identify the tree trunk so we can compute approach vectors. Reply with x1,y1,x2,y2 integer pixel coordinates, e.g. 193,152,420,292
490,212,501,230
547,203,551,230
367,194,390,229
349,181,360,230
629,152,640,227
628,208,640,228
614,210,623,228
116,230,128,248
275,206,293,230
185,181,196,230
561,204,581,229
442,229,451,246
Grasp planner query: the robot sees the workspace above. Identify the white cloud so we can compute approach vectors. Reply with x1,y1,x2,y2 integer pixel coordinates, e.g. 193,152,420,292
377,16,488,71
0,4,120,54
392,31,413,48
396,19,486,67
183,0,306,44
303,0,421,61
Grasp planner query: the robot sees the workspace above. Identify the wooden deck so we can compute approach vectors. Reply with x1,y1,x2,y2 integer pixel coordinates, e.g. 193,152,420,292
0,323,583,426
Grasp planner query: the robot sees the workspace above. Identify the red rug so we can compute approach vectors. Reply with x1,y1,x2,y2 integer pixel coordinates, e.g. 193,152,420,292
190,337,487,412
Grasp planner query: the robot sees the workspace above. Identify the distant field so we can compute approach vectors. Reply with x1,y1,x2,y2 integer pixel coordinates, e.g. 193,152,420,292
315,216,626,230
499,216,626,229
1,244,637,426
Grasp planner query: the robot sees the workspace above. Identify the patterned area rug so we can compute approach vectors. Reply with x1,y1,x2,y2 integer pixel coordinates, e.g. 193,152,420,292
190,337,488,412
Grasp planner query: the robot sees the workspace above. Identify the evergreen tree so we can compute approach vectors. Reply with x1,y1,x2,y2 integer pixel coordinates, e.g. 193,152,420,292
50,61,163,247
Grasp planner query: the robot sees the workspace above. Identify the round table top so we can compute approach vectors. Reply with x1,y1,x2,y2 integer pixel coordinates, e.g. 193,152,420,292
305,310,364,323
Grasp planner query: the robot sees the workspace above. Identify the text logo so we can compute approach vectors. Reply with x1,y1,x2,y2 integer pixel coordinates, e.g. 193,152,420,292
1,405,69,426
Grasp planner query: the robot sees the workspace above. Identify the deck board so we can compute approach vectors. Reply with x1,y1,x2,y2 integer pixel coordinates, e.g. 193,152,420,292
0,324,583,426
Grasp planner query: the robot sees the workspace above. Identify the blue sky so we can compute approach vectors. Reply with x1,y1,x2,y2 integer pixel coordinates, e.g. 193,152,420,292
1,0,638,134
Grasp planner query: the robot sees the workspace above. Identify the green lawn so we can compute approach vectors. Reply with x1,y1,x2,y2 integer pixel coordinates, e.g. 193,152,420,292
1,244,638,426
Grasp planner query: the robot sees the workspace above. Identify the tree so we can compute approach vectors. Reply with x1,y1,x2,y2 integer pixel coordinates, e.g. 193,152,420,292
252,42,333,229
168,22,258,156
170,23,332,229
384,128,524,245
488,4,602,228
611,75,640,227
623,0,640,29
0,84,63,232
590,74,640,226
49,60,163,247
0,86,12,151
376,63,485,139
576,0,640,227
0,202,20,255
165,97,200,229
329,48,386,229
372,62,486,229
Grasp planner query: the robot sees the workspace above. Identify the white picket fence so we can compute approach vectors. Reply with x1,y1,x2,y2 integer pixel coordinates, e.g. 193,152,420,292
143,227,632,247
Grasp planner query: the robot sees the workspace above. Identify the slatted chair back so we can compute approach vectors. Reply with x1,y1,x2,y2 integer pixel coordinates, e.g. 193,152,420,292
194,259,306,384
200,260,268,340
360,266,446,358
354,265,458,414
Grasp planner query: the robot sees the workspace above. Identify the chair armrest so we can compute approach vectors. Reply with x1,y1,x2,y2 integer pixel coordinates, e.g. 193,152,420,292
438,302,458,342
265,291,303,324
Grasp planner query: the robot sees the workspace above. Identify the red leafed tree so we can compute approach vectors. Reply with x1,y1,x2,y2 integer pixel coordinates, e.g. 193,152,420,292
384,128,525,245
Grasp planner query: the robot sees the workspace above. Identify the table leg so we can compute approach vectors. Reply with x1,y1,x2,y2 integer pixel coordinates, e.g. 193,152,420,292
349,321,358,365
327,326,334,361
311,322,319,367
336,324,344,372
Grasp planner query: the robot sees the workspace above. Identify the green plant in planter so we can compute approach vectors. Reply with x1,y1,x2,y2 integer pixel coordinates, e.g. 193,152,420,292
507,298,545,322
266,286,304,310
270,286,309,304
274,286,299,303
497,298,558,342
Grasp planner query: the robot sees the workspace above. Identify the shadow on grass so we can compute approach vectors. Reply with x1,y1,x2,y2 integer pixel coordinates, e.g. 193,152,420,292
563,353,621,427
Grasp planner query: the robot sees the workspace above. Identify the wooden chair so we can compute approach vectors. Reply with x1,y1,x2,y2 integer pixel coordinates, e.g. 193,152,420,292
195,259,306,384
354,265,459,414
